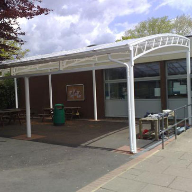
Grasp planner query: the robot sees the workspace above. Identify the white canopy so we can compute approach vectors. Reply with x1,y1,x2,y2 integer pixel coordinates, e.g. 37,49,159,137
0,33,191,154
0,33,189,77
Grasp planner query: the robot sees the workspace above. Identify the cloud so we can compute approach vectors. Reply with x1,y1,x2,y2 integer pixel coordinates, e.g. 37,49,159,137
19,0,151,56
156,0,192,11
113,22,138,40
114,22,137,31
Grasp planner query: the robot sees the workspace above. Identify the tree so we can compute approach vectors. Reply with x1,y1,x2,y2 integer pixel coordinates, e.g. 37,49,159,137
0,40,29,60
118,15,192,41
173,15,192,35
0,72,15,109
0,0,50,61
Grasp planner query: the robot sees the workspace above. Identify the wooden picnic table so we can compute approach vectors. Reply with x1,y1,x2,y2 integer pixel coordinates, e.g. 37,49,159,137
39,108,54,122
139,116,169,141
39,107,81,122
44,107,81,118
64,107,81,119
0,110,8,127
43,108,53,111
0,109,23,126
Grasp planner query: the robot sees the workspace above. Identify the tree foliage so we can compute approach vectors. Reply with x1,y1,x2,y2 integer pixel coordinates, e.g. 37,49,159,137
0,0,51,61
173,15,192,35
118,15,192,41
0,72,15,109
0,40,29,60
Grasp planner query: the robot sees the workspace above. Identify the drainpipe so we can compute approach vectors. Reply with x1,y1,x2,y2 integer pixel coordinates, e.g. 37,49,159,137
92,69,98,120
108,52,137,153
14,78,18,108
48,74,53,109
186,46,192,125
24,77,31,138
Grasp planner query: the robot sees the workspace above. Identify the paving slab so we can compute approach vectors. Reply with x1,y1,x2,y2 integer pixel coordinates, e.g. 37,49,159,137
163,166,192,179
94,128,192,192
100,177,147,192
156,157,191,168
96,188,115,192
140,184,185,192
121,168,145,176
118,172,137,180
154,150,185,159
122,168,145,176
169,177,192,192
142,155,164,163
186,161,192,169
160,133,192,153
134,172,176,187
180,152,192,161
133,159,170,173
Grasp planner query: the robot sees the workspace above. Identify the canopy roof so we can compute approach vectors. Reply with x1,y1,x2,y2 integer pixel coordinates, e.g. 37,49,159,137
0,33,189,78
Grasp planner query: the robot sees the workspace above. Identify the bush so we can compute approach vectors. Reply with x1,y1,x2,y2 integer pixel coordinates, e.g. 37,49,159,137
0,74,15,109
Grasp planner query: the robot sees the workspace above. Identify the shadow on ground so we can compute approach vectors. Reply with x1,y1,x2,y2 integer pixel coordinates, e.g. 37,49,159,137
0,119,155,151
0,119,158,192
0,119,127,146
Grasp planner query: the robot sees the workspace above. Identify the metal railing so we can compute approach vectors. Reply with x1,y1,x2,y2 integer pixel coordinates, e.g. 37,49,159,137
159,104,192,149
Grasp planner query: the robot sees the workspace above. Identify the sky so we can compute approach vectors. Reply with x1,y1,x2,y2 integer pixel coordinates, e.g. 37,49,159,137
18,0,192,57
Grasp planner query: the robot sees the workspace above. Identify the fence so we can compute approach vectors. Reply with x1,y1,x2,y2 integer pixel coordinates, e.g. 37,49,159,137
159,104,192,149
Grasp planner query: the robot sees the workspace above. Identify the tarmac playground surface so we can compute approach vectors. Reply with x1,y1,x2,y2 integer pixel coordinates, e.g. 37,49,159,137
0,119,158,192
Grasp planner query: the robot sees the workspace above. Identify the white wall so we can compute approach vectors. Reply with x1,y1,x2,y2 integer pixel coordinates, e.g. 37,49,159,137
168,98,188,119
135,99,161,118
105,99,161,118
105,100,128,117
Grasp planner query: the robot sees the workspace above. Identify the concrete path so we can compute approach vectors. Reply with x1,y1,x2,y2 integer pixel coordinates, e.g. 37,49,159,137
89,128,192,192
0,137,132,192
0,120,156,192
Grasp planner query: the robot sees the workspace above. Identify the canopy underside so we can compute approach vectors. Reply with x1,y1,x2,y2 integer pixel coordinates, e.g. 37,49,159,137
0,33,190,78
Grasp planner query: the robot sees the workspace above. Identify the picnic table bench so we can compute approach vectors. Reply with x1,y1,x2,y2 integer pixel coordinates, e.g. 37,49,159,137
0,109,24,127
39,108,54,122
39,107,81,121
65,107,81,119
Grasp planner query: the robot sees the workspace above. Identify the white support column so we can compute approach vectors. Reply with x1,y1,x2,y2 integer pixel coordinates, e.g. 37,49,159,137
126,66,134,153
186,49,192,125
107,54,137,153
24,77,31,137
92,70,98,120
48,74,53,108
14,78,18,108
129,48,137,153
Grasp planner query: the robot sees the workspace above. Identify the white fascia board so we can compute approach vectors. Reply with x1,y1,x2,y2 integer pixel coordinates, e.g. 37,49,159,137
0,49,189,77
0,46,129,70
0,63,122,80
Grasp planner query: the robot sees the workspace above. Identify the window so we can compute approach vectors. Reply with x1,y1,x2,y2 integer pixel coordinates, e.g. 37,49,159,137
105,62,160,80
168,79,187,98
134,81,161,99
105,63,160,100
134,62,160,78
105,83,127,100
167,59,187,76
105,68,126,80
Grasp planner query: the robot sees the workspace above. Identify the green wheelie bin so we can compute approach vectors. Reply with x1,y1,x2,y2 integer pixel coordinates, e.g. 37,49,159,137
53,104,65,126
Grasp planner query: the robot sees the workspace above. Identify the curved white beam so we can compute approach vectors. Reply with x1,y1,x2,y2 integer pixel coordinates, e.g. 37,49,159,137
130,33,189,47
132,35,190,60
